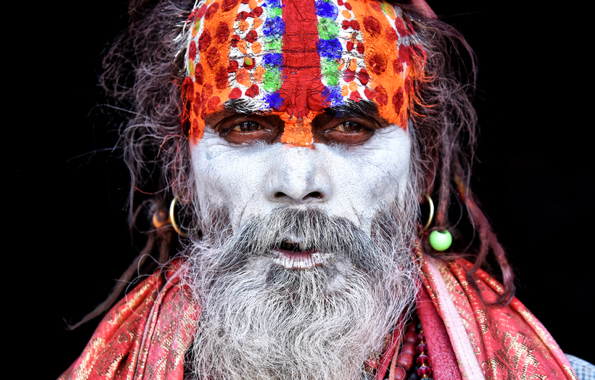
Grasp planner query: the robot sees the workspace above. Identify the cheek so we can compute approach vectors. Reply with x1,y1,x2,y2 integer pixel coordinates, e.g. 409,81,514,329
190,130,275,226
320,127,411,223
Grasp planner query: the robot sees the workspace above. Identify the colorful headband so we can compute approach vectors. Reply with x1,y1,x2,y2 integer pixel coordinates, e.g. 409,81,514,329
182,0,425,146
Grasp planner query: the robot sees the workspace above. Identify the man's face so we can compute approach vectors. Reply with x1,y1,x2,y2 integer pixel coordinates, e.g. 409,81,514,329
184,1,420,377
185,0,420,253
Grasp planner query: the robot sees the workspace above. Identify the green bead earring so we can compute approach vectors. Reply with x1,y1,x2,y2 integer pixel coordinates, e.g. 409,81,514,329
429,230,452,251
423,193,452,252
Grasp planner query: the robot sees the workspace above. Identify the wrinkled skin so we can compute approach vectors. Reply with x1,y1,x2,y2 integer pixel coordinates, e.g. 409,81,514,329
190,114,411,234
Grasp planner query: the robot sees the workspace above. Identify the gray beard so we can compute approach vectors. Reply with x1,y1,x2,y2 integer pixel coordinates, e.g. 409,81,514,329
184,201,419,380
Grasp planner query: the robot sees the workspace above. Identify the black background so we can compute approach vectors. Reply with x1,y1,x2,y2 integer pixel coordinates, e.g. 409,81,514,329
9,0,593,377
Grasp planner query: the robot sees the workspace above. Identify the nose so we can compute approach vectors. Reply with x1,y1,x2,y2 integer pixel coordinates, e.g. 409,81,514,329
265,148,331,204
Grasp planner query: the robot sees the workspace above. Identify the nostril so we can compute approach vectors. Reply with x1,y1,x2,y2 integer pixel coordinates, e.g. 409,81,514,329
271,191,324,202
303,191,323,200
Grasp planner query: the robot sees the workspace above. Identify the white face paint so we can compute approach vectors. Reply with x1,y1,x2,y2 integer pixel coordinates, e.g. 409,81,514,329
190,124,411,235
187,115,418,380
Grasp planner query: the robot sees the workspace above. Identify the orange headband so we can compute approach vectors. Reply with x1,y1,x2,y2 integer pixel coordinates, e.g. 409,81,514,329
182,0,425,146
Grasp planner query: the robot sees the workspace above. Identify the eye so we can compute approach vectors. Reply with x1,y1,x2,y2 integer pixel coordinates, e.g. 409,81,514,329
223,120,271,144
331,121,364,133
232,121,263,132
315,119,376,145
212,114,283,144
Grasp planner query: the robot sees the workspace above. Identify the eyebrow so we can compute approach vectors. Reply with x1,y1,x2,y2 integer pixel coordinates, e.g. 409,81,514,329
322,100,379,119
224,99,267,115
224,98,380,119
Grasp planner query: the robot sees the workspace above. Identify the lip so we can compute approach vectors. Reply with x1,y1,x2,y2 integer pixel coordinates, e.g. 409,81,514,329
272,249,330,269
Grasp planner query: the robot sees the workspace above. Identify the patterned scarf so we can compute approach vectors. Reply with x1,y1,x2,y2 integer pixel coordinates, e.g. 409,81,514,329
59,252,577,380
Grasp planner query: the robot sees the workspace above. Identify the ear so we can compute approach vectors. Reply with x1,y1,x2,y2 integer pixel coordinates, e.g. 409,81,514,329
418,145,438,203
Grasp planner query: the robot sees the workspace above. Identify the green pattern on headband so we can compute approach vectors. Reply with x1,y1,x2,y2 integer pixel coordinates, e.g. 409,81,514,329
268,7,282,18
318,17,340,40
264,37,283,52
316,0,341,92
263,67,282,92
321,58,339,86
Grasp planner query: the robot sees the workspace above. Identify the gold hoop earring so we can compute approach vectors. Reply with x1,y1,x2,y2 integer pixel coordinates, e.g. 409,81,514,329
169,195,188,237
423,193,453,251
422,192,434,232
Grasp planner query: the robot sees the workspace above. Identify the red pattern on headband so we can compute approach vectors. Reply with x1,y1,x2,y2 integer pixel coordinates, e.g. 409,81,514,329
278,0,328,119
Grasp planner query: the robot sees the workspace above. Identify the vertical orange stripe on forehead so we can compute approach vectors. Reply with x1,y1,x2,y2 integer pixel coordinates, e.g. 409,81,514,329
189,0,243,144
349,0,409,129
278,111,318,147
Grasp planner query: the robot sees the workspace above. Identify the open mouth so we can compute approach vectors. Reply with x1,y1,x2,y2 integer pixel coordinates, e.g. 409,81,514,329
272,237,329,269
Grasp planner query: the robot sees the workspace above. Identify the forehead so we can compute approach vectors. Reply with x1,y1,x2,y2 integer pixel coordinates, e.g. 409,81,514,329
182,0,421,144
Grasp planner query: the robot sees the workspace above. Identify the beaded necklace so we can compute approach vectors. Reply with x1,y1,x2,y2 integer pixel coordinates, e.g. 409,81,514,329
366,313,434,380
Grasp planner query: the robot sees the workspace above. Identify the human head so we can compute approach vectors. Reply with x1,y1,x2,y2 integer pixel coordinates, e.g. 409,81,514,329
97,0,513,356
87,0,520,376
180,5,425,376
96,0,518,307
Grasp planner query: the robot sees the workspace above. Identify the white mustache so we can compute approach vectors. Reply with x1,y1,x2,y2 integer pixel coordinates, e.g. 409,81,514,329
215,207,387,275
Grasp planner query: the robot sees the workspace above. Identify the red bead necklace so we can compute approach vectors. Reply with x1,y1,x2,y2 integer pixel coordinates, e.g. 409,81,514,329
369,313,434,380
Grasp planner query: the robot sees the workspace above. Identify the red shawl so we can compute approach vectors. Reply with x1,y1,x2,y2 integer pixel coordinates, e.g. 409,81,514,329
60,255,577,380
59,260,199,380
